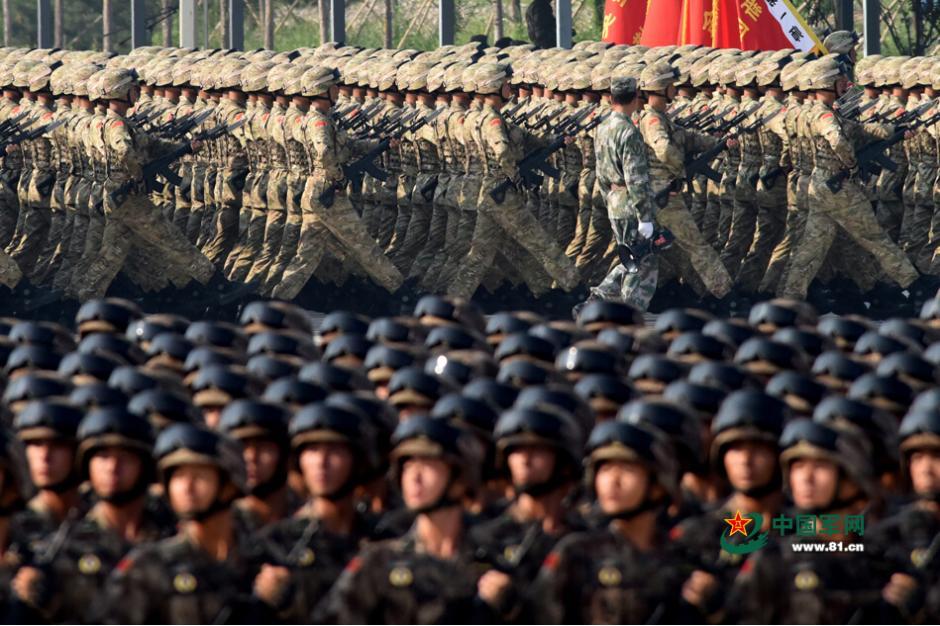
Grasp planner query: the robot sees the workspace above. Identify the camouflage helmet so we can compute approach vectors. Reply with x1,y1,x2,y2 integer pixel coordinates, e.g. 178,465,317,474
11,59,40,88
443,61,469,92
426,62,452,92
638,60,679,91
689,55,714,87
28,61,61,93
240,61,275,93
403,61,436,91
900,56,930,89
95,67,138,101
735,61,760,88
0,59,17,87
755,56,791,87
673,56,696,85
473,62,510,94
822,30,859,55
375,61,399,91
931,60,940,91
874,56,908,88
590,62,614,91
170,59,194,87
802,55,849,91
300,65,338,97
564,62,595,91
48,64,71,96
215,58,248,90
780,59,807,90
280,64,309,96
67,63,101,98
247,49,277,63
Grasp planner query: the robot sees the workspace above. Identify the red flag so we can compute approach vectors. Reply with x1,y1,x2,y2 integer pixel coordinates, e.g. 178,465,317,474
708,0,824,51
602,0,648,45
639,0,683,46
679,0,710,45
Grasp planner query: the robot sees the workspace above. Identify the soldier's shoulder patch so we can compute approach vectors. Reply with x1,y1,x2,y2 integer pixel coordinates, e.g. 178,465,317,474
459,117,465,123
42,111,53,120
96,121,104,129
648,116,659,125
781,107,788,113
738,557,754,575
821,112,833,120
277,115,285,123
235,112,244,121
262,113,270,121
166,113,175,120
896,109,905,116
115,556,134,574
669,525,684,540
315,120,328,127
542,551,561,571
293,116,302,124
490,118,502,126
344,556,362,573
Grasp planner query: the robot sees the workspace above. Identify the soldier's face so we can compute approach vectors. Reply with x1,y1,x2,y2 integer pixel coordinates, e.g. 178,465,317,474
25,439,74,489
299,442,354,497
242,437,281,490
788,458,839,509
201,406,224,429
724,441,778,493
168,464,222,516
401,456,452,509
507,445,556,489
89,447,144,499
909,449,940,496
595,460,650,515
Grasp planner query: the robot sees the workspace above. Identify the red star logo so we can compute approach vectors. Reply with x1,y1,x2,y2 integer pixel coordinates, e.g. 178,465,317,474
724,510,753,537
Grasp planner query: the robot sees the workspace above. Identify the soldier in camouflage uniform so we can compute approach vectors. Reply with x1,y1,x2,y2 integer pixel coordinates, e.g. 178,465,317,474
780,56,918,300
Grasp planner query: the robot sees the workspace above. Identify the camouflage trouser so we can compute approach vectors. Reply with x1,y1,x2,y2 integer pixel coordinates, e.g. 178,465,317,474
719,167,760,278
0,168,19,249
0,248,20,287
901,165,937,272
8,169,54,279
245,170,288,286
272,177,402,300
714,167,737,252
689,176,708,231
447,181,578,299
53,177,92,292
874,167,906,243
67,181,106,297
736,169,788,293
386,174,415,262
761,172,808,295
262,172,305,294
228,170,270,284
565,171,595,261
392,174,435,275
172,163,194,239
432,178,479,293
589,201,657,311
577,181,613,281
203,166,247,266
701,176,722,246
780,173,918,300
195,167,219,251
185,163,208,243
224,168,257,276
656,192,732,298
372,177,398,249
409,174,451,283
555,173,580,247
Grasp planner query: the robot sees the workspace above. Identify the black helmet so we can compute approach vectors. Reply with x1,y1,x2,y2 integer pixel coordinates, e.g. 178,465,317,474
144,333,195,373
425,350,498,386
853,331,921,364
425,325,486,354
126,314,190,347
687,361,761,392
128,388,201,430
76,407,155,490
365,345,417,384
324,392,397,441
701,319,757,349
154,423,246,502
190,364,262,407
919,297,940,327
654,308,713,339
924,341,940,367
626,355,687,394
597,327,668,356
69,383,128,411
515,385,593,432
811,350,870,391
816,315,873,350
78,333,146,365
493,407,582,483
530,322,591,350
584,420,679,501
262,377,328,408
772,327,833,359
711,390,789,466
765,371,828,416
246,354,300,383
879,318,934,349
240,301,312,335
463,378,519,411
2,373,73,412
219,399,290,444
576,300,644,331
323,334,374,367
497,359,560,389
662,380,727,422
554,341,623,378
813,396,898,476
247,331,319,362
182,346,242,385
485,312,538,346
367,316,426,347
574,374,636,417
748,299,818,333
185,321,248,355
109,365,186,397
432,393,499,440
779,418,875,501
297,362,372,392
57,351,126,384
9,321,76,353
318,311,371,344
5,345,62,377
875,352,938,391
733,337,808,376
666,332,733,364
387,367,455,410
495,333,557,366
390,415,485,495
618,399,704,474
14,399,83,442
289,402,383,485
75,298,142,336
847,373,914,417
898,409,940,488
413,295,485,332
